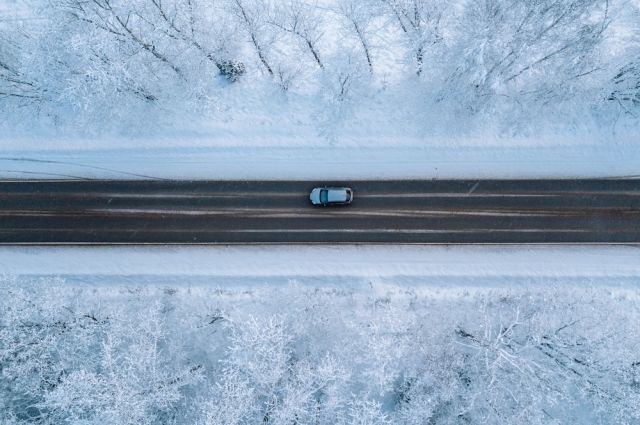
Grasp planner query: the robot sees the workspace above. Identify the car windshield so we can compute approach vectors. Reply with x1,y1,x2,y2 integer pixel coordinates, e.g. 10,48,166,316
320,190,329,204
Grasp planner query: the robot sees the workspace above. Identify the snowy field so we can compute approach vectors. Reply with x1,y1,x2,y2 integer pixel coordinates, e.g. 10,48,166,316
2,246,640,424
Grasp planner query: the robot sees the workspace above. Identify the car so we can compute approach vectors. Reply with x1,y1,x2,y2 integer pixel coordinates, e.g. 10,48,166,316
310,187,353,206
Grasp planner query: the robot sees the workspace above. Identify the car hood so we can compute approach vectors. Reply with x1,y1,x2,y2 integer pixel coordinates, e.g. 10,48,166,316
309,188,321,203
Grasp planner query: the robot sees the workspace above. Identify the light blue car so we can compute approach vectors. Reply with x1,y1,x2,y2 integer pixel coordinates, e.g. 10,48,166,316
309,187,354,206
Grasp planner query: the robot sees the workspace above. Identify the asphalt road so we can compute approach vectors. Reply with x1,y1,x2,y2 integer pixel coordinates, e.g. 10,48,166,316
1,179,639,244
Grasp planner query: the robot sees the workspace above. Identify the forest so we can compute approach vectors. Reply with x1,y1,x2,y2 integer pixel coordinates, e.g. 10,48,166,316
1,279,640,424
1,0,639,137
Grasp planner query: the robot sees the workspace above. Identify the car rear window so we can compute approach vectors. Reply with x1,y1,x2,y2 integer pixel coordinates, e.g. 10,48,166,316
320,190,328,204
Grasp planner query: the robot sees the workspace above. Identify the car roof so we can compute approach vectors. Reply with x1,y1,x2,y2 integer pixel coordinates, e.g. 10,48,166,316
326,188,348,202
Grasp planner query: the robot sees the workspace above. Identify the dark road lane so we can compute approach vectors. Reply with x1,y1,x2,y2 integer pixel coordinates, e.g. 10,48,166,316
1,179,639,244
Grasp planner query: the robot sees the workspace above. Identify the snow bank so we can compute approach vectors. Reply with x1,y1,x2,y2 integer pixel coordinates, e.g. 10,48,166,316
1,144,639,180
3,245,639,279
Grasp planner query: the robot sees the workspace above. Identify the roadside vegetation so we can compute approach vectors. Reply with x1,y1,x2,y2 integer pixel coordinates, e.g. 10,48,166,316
1,278,639,424
1,0,639,138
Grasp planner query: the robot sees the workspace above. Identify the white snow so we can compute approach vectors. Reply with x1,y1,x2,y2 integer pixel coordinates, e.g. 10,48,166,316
2,245,640,423
2,1,639,422
1,0,639,181
1,144,639,180
3,245,639,279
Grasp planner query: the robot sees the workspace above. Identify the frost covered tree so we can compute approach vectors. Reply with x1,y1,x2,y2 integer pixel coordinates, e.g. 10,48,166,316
1,0,245,121
443,0,610,113
267,0,326,70
608,2,640,115
381,0,445,75
54,0,243,90
0,30,39,102
0,286,203,424
43,303,202,424
58,0,243,78
610,61,640,113
335,0,381,73
2,279,640,424
0,0,638,135
229,0,275,76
